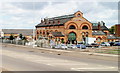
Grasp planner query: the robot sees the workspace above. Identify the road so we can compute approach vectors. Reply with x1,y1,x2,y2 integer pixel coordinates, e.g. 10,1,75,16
0,44,118,71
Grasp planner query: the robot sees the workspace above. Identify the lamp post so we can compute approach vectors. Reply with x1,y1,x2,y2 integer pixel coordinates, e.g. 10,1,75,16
32,2,35,48
86,32,89,45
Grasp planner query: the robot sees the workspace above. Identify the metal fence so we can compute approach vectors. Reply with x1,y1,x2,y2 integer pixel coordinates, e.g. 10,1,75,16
0,39,27,45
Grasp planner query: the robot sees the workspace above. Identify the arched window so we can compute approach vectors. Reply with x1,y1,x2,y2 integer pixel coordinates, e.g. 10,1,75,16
69,25,76,29
47,32,49,35
82,25,88,29
77,13,81,17
97,37,101,42
43,31,45,34
53,21,55,24
37,31,39,34
49,22,50,24
58,20,60,24
40,32,42,34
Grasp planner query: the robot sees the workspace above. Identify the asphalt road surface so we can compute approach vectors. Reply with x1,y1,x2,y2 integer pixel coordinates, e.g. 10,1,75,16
0,44,118,71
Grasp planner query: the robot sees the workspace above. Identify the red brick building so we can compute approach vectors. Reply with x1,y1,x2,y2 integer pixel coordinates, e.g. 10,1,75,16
115,24,120,37
35,11,118,44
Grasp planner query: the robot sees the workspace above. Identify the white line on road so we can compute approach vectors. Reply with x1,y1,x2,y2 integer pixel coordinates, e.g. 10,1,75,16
71,67,117,71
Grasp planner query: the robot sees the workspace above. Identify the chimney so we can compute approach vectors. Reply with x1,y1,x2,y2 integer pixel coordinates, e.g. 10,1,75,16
98,22,101,30
101,21,105,26
41,19,44,23
103,21,105,26
44,18,47,24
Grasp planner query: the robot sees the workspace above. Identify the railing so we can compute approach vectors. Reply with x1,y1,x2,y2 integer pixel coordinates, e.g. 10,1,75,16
0,39,27,45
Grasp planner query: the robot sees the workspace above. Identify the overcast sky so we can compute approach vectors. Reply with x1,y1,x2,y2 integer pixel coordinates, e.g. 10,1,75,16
0,0,119,29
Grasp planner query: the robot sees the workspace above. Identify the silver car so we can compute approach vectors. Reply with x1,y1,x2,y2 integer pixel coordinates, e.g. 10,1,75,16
55,44,68,50
60,44,68,50
67,44,77,49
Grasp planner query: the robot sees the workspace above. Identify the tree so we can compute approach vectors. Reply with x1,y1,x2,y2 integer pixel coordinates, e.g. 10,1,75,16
22,36,27,45
19,34,23,40
9,34,14,40
109,26,116,34
1,37,4,43
22,36,26,40
9,34,14,44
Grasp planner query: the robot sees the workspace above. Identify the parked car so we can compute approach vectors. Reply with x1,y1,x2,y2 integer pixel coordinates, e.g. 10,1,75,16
60,44,68,50
91,43,99,48
76,44,86,49
54,44,61,49
86,44,92,48
114,42,120,46
67,44,77,49
101,42,110,46
54,44,68,49
109,42,115,46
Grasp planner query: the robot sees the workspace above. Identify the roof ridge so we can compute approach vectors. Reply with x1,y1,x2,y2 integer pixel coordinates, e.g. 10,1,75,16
48,13,74,20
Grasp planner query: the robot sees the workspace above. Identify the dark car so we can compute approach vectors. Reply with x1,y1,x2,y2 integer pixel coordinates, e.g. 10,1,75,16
114,42,120,46
76,44,86,49
86,44,92,48
91,43,99,48
109,42,115,46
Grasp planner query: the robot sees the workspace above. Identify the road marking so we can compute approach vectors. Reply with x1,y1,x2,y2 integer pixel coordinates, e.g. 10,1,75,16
46,64,55,66
71,66,117,71
45,63,88,65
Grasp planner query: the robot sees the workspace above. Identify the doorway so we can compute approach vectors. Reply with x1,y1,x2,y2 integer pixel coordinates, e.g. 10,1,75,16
68,32,76,44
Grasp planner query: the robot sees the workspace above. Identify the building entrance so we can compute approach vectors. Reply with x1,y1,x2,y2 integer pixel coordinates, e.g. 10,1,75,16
68,32,76,44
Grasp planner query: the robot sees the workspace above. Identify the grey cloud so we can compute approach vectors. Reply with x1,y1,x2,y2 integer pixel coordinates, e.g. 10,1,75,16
100,2,118,10
11,2,49,10
51,2,66,5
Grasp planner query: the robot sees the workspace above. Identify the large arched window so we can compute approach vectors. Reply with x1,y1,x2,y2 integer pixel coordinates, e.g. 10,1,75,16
69,25,76,29
82,25,88,29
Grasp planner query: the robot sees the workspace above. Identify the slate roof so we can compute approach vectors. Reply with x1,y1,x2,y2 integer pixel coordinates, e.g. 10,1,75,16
92,26,109,30
48,14,74,20
92,31,105,35
116,37,120,39
36,12,109,31
2,29,33,36
51,32,64,37
36,14,74,27
92,23,109,30
107,35,117,39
